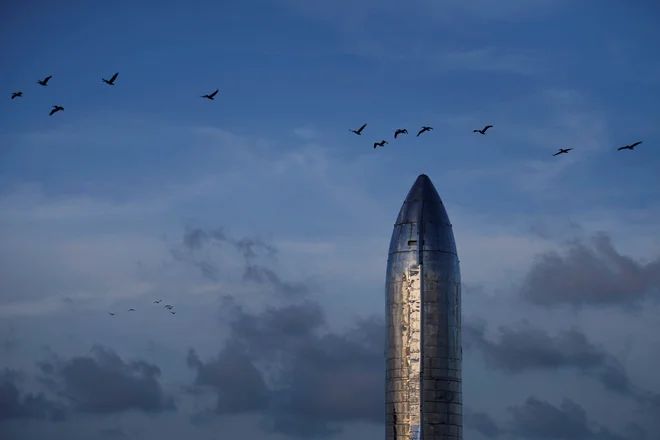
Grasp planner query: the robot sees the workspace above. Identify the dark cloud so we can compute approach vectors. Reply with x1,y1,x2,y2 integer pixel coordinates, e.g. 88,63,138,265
464,320,636,397
37,346,175,415
464,408,503,438
465,397,641,440
187,344,270,414
507,397,632,440
0,369,66,422
520,232,660,308
171,226,305,296
187,299,384,438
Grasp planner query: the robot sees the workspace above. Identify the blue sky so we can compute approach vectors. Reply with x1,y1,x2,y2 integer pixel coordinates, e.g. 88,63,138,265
1,1,660,440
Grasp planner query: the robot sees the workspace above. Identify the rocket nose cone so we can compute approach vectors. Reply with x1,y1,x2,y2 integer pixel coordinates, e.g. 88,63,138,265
389,173,457,256
396,174,450,226
405,174,435,204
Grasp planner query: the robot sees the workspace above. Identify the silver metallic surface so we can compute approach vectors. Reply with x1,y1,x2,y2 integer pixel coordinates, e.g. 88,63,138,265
385,174,462,440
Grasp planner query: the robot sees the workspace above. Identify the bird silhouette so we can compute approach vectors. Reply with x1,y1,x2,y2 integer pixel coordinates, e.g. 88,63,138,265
170,311,176,315
49,105,64,116
349,123,367,135
165,305,173,309
11,92,22,99
154,300,162,304
201,89,219,100
128,308,135,312
617,141,642,151
374,140,388,149
102,72,119,85
553,148,573,156
473,125,493,135
417,126,433,137
394,129,408,139
108,312,115,316
37,75,52,86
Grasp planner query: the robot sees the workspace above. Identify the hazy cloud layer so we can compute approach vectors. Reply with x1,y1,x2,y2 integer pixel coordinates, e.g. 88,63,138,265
0,369,66,422
37,346,175,415
171,226,307,296
520,232,660,308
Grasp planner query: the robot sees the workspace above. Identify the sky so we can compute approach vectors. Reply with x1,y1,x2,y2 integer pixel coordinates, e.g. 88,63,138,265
1,0,660,439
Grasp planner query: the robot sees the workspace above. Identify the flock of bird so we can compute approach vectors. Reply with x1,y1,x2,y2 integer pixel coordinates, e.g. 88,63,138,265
107,299,176,317
9,73,646,158
349,122,645,156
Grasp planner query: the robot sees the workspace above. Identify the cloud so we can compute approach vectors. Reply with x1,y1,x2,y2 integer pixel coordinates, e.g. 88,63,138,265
507,397,634,440
519,232,660,308
467,396,643,440
431,48,539,75
98,427,127,439
280,0,560,73
170,225,308,297
0,369,66,422
464,408,504,438
292,126,319,140
37,346,175,415
464,320,637,397
187,298,384,438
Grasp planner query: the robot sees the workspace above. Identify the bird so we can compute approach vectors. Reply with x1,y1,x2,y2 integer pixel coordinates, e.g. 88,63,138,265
165,305,173,309
11,92,22,99
374,140,388,149
170,311,176,315
37,75,52,86
394,129,408,139
108,312,115,316
473,125,493,135
49,105,64,116
102,72,119,85
201,89,219,100
128,308,135,312
617,141,642,151
417,126,433,137
154,300,162,304
553,148,573,156
349,123,367,135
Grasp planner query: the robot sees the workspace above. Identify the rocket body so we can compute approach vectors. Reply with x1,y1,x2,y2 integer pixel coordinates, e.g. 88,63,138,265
385,174,462,440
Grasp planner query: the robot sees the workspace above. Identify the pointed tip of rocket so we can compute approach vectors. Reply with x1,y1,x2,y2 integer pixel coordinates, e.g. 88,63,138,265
396,173,451,227
390,173,457,255
405,174,439,205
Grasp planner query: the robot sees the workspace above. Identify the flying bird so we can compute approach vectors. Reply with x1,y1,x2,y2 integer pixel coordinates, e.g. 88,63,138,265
165,305,173,309
473,125,493,135
11,92,22,99
201,89,219,100
154,300,162,304
128,308,135,312
553,148,573,156
617,141,642,151
108,312,115,316
49,105,64,116
349,123,367,135
417,126,433,137
374,140,388,149
37,75,52,86
170,311,176,315
102,72,119,85
394,129,408,139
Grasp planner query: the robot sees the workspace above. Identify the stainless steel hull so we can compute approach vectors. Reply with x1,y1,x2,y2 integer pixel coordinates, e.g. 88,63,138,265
385,174,462,440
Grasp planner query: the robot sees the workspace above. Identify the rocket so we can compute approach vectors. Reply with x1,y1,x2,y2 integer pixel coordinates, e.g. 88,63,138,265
385,174,462,440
